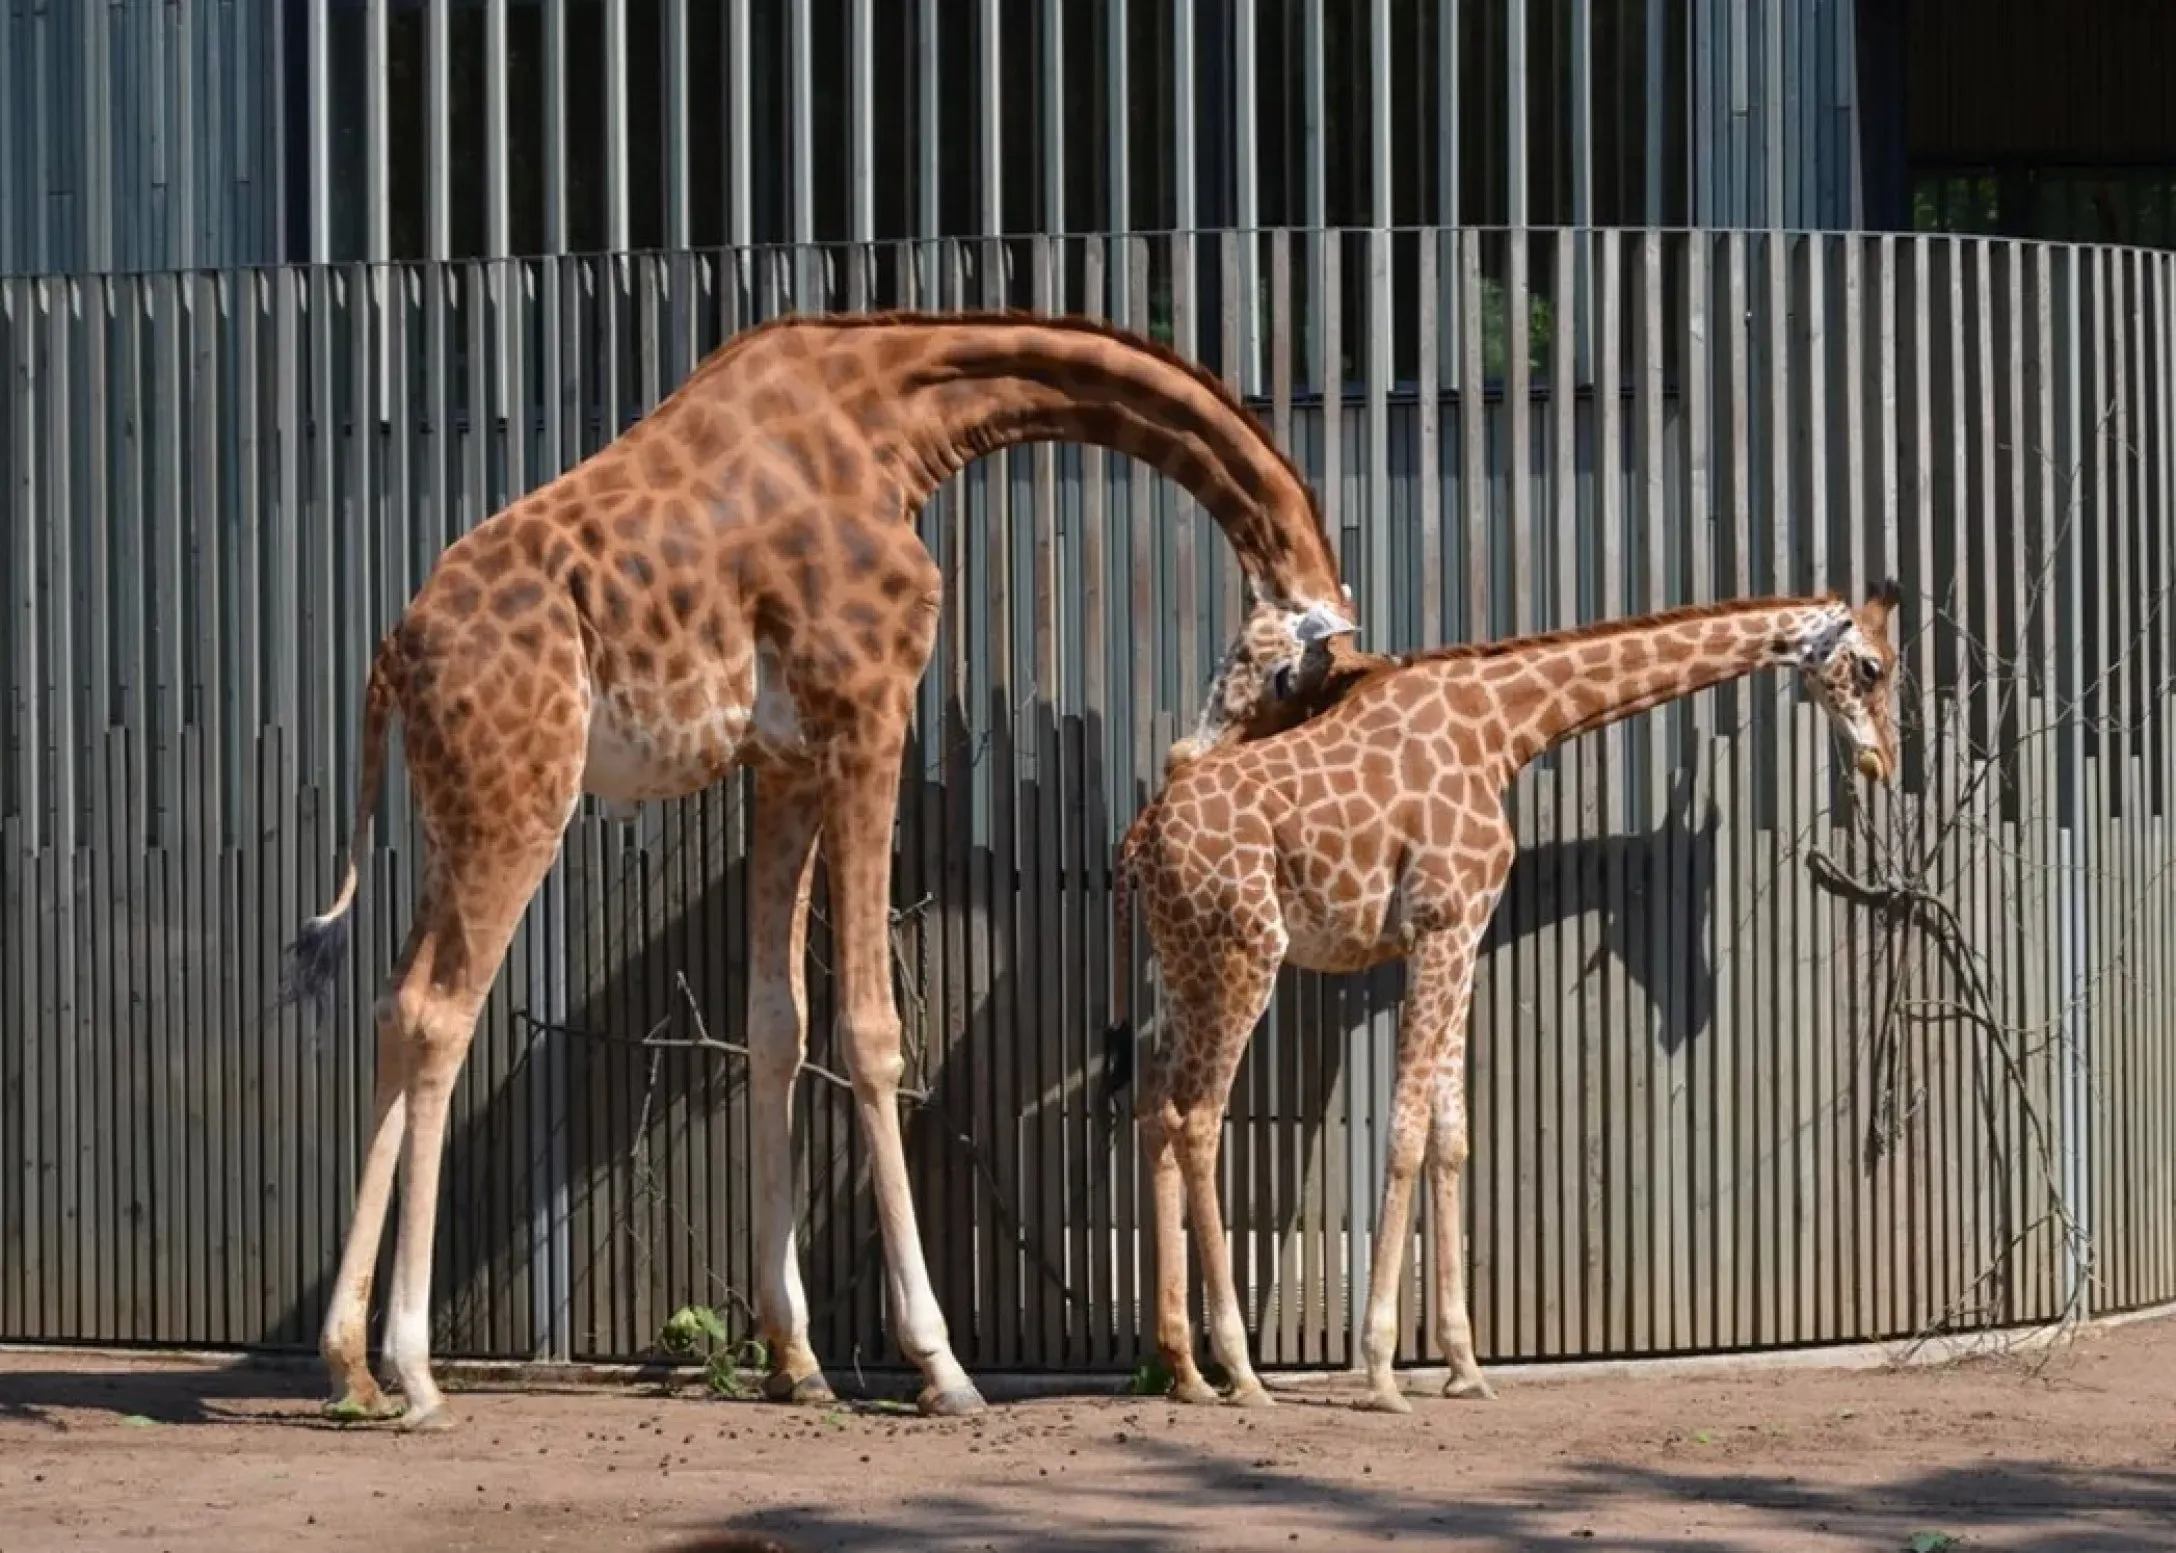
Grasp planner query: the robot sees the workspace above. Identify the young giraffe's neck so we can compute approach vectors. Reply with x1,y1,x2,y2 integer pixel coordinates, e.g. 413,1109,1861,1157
1436,595,1849,776
861,317,1345,609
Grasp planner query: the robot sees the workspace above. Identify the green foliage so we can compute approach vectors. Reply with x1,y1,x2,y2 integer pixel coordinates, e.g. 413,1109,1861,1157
1127,1353,1176,1396
659,1303,768,1400
1905,1534,1961,1553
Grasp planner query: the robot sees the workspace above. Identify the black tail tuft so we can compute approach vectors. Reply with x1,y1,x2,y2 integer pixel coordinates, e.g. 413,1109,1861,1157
1100,1019,1136,1124
276,912,353,1022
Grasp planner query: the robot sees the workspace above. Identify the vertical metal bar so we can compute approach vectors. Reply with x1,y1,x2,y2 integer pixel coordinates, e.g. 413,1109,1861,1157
1570,0,1593,381
428,1,451,260
729,0,752,250
545,0,568,255
1654,0,1676,225
978,0,1004,242
1369,0,1392,233
1506,0,1527,228
1418,233,1442,647
176,0,197,267
1460,230,1487,640
1765,0,1785,226
1173,0,1194,240
851,0,876,244
1365,227,1391,641
919,0,943,295
365,0,388,262
1546,223,1577,1356
1508,233,1531,633
665,0,690,249
605,0,629,252
792,0,817,301
83,0,113,271
1569,0,1592,229
1592,224,1627,1348
535,253,571,1360
1105,0,1128,308
2060,243,2091,1324
1301,0,1324,366
1233,0,1258,390
1438,0,1461,227
0,13,14,275
486,0,510,256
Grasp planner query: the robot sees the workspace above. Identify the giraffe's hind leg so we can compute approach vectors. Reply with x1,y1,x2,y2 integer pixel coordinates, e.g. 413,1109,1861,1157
1156,954,1282,1409
317,687,586,1432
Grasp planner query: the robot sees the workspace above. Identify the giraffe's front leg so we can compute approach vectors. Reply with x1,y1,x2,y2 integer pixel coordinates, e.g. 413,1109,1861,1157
1356,929,1484,1415
822,738,984,1418
744,766,834,1406
1426,1058,1493,1402
1424,899,1495,1403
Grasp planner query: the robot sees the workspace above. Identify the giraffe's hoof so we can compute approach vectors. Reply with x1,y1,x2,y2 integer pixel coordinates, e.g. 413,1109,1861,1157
394,1401,457,1434
1168,1376,1221,1406
1355,1386,1413,1415
1225,1382,1277,1409
762,1369,836,1406
320,1389,404,1425
916,1382,988,1419
1443,1373,1497,1402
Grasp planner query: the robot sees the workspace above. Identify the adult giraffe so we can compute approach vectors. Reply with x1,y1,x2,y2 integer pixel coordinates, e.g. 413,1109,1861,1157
277,309,1358,1430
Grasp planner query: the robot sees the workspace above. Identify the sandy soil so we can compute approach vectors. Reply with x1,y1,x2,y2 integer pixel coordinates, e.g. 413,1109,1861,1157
5,1318,2175,1552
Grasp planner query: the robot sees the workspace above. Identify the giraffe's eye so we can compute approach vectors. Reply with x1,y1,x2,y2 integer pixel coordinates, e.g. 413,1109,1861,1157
1271,663,1297,700
1855,656,1882,690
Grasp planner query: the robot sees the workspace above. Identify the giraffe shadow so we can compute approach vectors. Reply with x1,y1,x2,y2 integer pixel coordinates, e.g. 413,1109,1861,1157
260,712,1723,1392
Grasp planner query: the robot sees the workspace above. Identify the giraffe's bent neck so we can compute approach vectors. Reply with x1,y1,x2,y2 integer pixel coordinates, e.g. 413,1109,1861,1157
1433,595,1849,776
874,319,1345,610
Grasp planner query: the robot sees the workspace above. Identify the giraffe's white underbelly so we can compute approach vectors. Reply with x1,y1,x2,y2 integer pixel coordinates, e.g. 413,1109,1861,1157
578,642,806,813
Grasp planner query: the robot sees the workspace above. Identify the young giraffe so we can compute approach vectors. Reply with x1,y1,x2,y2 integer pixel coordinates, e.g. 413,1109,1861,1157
1109,583,1903,1412
276,309,1359,1431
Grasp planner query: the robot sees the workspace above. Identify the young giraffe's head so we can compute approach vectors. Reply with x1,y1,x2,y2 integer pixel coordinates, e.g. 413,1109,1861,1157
1167,588,1361,771
1789,578,1905,784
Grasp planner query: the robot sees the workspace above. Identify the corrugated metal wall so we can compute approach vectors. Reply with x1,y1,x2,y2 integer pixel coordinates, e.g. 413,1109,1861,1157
5,229,2172,1371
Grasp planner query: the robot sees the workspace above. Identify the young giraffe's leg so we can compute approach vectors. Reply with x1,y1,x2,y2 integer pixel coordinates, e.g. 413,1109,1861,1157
821,727,983,1417
1355,923,1486,1414
1426,1045,1493,1400
1134,1034,1218,1405
742,763,832,1404
1159,956,1282,1407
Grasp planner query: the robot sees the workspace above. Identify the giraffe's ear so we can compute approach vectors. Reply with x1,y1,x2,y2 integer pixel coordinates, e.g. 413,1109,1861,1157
1860,577,1902,637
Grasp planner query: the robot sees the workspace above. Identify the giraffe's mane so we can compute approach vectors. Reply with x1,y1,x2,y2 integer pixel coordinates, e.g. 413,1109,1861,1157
1397,593,1845,669
685,307,1332,547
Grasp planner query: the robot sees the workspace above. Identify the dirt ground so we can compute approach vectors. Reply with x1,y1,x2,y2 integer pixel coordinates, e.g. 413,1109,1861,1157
4,1318,2175,1553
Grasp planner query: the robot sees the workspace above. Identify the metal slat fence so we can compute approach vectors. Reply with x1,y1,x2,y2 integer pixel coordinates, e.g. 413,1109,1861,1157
3,227,2172,1374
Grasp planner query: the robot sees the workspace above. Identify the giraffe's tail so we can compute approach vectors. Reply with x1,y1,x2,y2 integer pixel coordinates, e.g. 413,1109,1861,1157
276,632,404,1020
1099,804,1156,1121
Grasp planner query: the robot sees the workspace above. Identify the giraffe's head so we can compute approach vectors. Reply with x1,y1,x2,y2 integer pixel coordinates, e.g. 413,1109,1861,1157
1790,578,1904,785
1171,588,1360,770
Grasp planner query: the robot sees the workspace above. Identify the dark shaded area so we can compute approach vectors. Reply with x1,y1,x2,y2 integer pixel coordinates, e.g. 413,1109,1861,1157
688,1438,2176,1553
0,1359,323,1430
